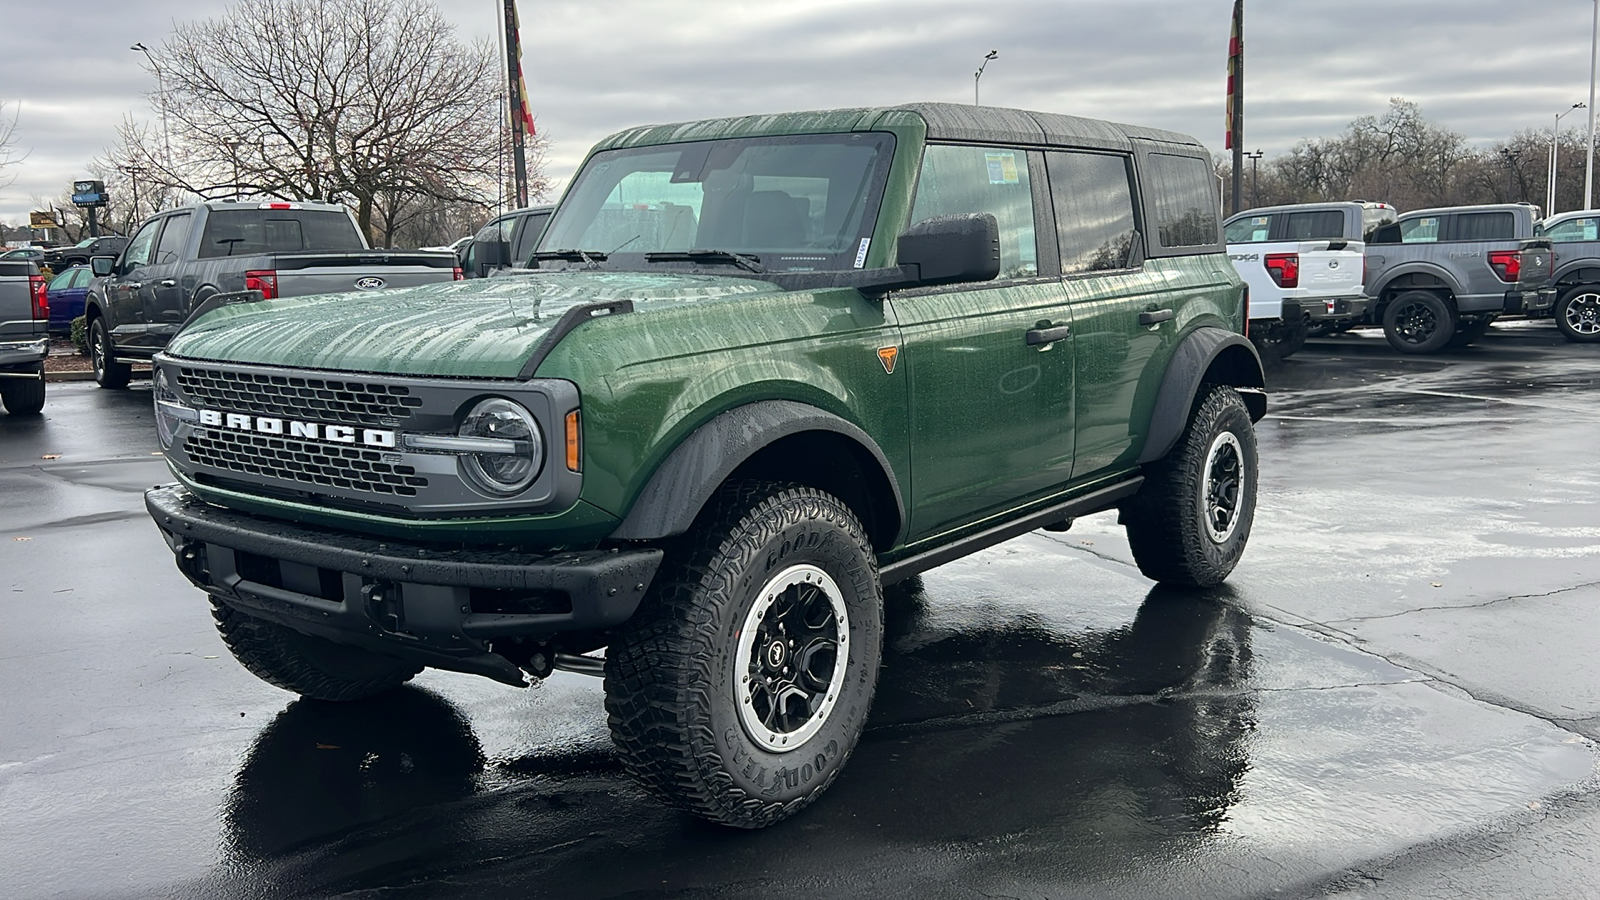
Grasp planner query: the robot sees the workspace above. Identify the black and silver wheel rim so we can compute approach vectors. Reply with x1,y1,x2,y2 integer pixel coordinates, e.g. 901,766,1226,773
1564,292,1600,336
90,322,105,379
1393,299,1438,344
1202,432,1245,544
735,564,849,753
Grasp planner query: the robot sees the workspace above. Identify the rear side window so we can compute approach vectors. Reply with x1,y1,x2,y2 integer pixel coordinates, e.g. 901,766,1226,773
1044,151,1138,273
1280,210,1346,240
1542,217,1600,241
154,212,192,265
1452,212,1514,241
1225,215,1272,243
512,211,550,264
911,145,1038,279
1399,217,1440,243
198,209,365,258
1144,153,1219,249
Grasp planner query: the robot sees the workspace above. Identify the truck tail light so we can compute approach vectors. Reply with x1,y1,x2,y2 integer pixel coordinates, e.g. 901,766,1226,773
244,270,279,300
1487,250,1521,282
29,274,48,321
453,266,464,281
1264,253,1299,288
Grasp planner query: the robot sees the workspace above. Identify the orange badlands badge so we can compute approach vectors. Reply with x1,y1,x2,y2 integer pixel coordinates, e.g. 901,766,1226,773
877,346,899,375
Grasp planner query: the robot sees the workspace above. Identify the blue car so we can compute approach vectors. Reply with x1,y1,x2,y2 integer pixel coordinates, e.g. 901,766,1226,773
45,265,93,335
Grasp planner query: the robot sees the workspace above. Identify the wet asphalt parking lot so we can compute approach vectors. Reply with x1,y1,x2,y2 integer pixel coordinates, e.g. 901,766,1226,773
3,321,1599,900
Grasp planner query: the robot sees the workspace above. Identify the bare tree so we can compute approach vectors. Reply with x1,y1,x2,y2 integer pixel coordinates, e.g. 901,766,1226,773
111,0,519,243
0,100,23,189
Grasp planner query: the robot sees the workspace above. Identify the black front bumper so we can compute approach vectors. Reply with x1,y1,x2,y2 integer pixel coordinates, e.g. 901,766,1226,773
147,484,662,685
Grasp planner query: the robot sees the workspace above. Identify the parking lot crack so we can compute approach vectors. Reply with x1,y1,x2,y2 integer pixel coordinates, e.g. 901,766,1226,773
1321,579,1600,626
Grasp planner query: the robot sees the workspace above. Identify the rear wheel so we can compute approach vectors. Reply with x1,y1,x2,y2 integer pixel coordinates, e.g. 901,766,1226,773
0,367,45,415
1124,386,1258,587
605,481,882,828
89,317,131,389
212,599,421,701
1382,290,1457,354
1555,285,1600,342
1249,312,1308,363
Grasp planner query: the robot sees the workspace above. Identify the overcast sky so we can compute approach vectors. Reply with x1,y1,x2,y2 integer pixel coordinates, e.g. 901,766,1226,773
1,0,1596,226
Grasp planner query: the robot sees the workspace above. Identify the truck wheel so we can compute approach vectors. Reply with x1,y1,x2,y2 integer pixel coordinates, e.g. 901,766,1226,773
1446,316,1496,349
1555,285,1600,342
1123,386,1258,588
1248,314,1307,363
605,481,883,828
0,368,45,415
1382,291,1456,354
89,317,132,389
211,598,421,701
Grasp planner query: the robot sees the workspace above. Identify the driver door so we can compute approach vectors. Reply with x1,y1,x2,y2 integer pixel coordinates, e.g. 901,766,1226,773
105,217,162,339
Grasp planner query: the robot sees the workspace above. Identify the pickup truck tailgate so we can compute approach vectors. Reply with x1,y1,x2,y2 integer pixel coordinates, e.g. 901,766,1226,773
272,252,460,298
1297,245,1364,296
1514,241,1553,290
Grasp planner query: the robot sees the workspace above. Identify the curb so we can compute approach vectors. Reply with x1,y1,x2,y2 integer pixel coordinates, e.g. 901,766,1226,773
46,371,98,383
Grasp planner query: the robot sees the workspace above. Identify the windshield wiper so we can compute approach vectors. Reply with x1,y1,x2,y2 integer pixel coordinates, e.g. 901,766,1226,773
644,250,765,273
531,249,608,266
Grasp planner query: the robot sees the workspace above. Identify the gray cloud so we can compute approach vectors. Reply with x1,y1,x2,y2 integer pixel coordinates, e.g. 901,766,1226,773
0,0,1594,224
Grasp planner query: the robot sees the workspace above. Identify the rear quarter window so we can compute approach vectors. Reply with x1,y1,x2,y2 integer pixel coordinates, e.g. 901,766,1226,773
1144,153,1220,252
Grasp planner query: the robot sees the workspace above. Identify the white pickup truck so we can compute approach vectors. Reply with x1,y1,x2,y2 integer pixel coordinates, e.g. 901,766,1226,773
1223,201,1396,360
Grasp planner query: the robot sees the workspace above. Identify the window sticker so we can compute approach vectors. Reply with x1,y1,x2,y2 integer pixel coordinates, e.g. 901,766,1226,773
985,152,1020,185
854,237,871,268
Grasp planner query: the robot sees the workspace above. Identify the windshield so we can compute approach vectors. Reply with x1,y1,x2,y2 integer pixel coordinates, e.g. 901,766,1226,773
538,132,896,272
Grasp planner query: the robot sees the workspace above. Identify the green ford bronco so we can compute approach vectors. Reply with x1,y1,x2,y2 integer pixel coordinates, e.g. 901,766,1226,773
146,103,1265,828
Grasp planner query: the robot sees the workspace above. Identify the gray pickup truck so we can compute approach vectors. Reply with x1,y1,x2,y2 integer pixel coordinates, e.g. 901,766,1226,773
1363,203,1554,353
85,201,460,388
1533,210,1600,342
0,259,48,415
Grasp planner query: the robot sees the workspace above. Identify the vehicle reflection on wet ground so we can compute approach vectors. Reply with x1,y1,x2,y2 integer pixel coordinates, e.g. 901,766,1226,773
2,321,1598,899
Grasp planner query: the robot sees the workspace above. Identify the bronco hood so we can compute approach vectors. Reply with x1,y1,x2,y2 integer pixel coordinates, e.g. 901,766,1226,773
163,272,779,379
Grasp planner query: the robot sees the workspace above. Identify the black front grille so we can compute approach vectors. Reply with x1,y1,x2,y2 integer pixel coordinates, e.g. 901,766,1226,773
177,366,423,427
184,428,429,496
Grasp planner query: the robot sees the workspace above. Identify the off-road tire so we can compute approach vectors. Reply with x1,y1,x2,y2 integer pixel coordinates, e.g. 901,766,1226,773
1555,285,1600,343
1382,290,1457,354
89,316,131,390
1446,316,1496,349
211,598,421,701
1123,386,1258,587
0,368,45,415
604,481,883,828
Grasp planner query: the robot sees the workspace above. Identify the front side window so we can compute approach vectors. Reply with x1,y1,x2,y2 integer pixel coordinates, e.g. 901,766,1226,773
48,269,77,290
1225,215,1272,243
1542,216,1600,242
1145,154,1220,249
911,144,1037,279
1045,150,1138,274
121,219,162,270
1399,217,1440,243
540,132,895,272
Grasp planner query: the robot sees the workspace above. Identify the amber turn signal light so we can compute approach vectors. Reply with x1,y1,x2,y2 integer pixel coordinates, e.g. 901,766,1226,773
565,410,581,472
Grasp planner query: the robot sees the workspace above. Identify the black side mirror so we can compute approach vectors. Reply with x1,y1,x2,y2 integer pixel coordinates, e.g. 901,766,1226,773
897,214,1000,286
90,256,115,277
471,238,508,279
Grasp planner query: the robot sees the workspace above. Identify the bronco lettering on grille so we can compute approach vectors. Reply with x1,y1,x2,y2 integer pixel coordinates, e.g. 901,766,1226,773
197,409,397,448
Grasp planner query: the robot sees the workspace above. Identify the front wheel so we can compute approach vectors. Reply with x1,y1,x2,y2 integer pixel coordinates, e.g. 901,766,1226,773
89,317,132,389
1382,290,1457,354
0,368,45,415
605,481,883,828
212,599,421,701
1555,285,1600,342
1123,386,1259,587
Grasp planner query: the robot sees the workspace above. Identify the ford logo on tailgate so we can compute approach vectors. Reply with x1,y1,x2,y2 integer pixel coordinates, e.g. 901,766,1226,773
354,276,387,290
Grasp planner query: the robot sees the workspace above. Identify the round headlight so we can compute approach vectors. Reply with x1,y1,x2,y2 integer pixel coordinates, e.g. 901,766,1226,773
154,367,181,449
458,398,542,496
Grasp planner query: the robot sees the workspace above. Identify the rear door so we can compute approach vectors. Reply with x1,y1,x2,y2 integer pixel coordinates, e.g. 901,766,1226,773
142,210,194,335
890,143,1077,538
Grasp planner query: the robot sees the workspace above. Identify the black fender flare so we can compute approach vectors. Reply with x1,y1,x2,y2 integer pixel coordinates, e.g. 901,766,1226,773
1137,327,1266,466
609,399,906,545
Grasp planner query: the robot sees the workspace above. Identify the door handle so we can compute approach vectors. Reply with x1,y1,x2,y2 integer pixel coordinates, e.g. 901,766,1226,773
159,279,177,288
1025,324,1072,346
1138,308,1174,326
126,282,143,291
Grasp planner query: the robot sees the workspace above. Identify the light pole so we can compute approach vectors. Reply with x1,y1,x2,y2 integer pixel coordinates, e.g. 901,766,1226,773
974,50,998,106
117,164,146,232
1588,0,1598,209
130,43,172,171
1549,102,1585,216
1244,149,1264,208
1501,147,1517,201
